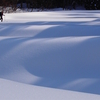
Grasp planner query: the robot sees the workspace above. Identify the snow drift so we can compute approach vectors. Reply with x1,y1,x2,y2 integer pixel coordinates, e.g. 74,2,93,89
0,10,100,99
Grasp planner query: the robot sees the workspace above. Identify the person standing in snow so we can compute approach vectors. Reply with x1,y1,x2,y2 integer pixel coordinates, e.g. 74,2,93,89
0,11,4,22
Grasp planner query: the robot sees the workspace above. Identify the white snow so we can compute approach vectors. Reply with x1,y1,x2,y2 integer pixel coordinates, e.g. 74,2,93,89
0,78,100,100
0,10,100,99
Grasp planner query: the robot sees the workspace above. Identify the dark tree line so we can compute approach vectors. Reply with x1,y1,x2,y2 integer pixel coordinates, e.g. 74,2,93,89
0,0,18,12
0,0,100,11
84,0,100,10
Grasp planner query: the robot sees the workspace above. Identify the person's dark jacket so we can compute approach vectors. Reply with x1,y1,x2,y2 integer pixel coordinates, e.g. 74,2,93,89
0,12,3,16
0,11,3,22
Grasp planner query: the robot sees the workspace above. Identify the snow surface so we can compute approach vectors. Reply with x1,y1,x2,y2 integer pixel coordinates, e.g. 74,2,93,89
0,78,100,100
0,10,100,99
